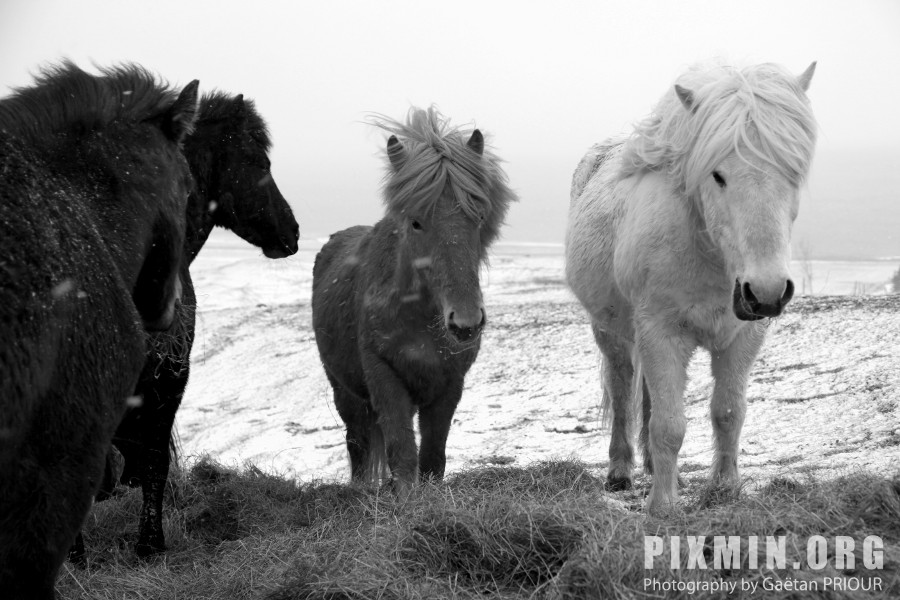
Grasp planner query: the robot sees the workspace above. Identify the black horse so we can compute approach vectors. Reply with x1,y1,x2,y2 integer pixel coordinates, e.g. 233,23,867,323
0,63,197,599
105,92,299,557
312,107,515,493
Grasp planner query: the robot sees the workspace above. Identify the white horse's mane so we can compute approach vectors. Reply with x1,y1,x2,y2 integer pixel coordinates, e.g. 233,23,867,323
620,61,817,196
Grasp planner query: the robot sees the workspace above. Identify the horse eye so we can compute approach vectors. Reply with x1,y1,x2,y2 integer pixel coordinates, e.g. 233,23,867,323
712,171,726,188
411,219,423,231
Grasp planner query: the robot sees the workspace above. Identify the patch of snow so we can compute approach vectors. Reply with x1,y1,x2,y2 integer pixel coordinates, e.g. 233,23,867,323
178,229,900,488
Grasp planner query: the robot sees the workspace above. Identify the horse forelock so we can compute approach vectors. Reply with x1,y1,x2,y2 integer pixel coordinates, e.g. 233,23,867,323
370,106,516,247
622,61,817,197
197,92,272,150
0,61,180,144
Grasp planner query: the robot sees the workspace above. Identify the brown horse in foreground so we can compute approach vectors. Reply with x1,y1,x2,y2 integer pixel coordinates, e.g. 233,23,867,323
312,107,515,492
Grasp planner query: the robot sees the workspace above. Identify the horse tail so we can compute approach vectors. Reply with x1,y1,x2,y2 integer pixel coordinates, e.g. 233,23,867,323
632,344,653,466
598,343,646,433
600,381,612,429
631,345,644,422
363,420,390,485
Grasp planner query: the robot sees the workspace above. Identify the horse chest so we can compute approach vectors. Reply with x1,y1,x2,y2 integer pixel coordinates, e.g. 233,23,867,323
394,335,441,363
380,332,472,401
394,333,445,366
678,303,749,350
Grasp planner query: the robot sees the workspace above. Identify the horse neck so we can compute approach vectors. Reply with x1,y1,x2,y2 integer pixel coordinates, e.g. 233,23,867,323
182,122,239,262
183,188,215,263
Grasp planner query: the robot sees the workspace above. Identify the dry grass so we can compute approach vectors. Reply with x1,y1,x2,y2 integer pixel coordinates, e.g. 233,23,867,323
57,458,900,599
146,299,197,379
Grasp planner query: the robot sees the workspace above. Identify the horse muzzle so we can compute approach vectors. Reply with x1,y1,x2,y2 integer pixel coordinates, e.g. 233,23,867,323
446,307,486,343
732,278,794,321
262,225,300,259
263,242,297,259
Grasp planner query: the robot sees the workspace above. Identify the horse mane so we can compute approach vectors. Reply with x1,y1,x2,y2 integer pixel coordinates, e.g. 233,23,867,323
197,92,272,150
0,61,182,144
369,106,516,248
620,61,817,196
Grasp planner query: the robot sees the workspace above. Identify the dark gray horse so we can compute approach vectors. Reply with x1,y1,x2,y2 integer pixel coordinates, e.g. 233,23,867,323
100,92,299,558
312,107,515,492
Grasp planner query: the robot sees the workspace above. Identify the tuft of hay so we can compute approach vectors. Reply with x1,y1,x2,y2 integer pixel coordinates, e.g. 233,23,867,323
60,460,900,600
146,298,196,378
447,459,605,498
401,502,583,591
689,477,748,512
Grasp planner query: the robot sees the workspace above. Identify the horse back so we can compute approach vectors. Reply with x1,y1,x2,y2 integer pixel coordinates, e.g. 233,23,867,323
570,139,623,203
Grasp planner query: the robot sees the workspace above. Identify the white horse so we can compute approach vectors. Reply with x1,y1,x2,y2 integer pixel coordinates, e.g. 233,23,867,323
566,61,817,515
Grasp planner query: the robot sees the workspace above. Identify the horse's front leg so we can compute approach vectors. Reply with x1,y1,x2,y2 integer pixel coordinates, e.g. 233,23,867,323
636,315,695,515
132,364,187,558
418,379,463,482
710,322,767,485
361,352,418,495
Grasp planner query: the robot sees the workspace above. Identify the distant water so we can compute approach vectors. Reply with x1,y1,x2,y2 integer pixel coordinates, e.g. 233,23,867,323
204,232,898,297
789,259,897,295
491,241,898,296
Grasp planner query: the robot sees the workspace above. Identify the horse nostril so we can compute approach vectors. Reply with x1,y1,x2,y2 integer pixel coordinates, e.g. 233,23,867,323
782,279,795,304
741,281,759,309
447,310,484,342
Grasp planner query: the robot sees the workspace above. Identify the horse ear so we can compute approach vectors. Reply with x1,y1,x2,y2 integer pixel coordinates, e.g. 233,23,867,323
797,61,816,92
387,135,406,171
163,79,200,144
467,129,484,156
233,94,246,118
674,84,696,113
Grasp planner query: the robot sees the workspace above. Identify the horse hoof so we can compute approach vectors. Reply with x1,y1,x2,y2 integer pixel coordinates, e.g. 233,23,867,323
606,474,633,492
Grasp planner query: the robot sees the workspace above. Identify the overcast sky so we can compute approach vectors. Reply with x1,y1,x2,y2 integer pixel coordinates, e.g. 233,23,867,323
2,1,899,258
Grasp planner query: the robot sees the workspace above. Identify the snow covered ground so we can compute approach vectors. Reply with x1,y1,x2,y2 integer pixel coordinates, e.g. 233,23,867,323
177,230,900,486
